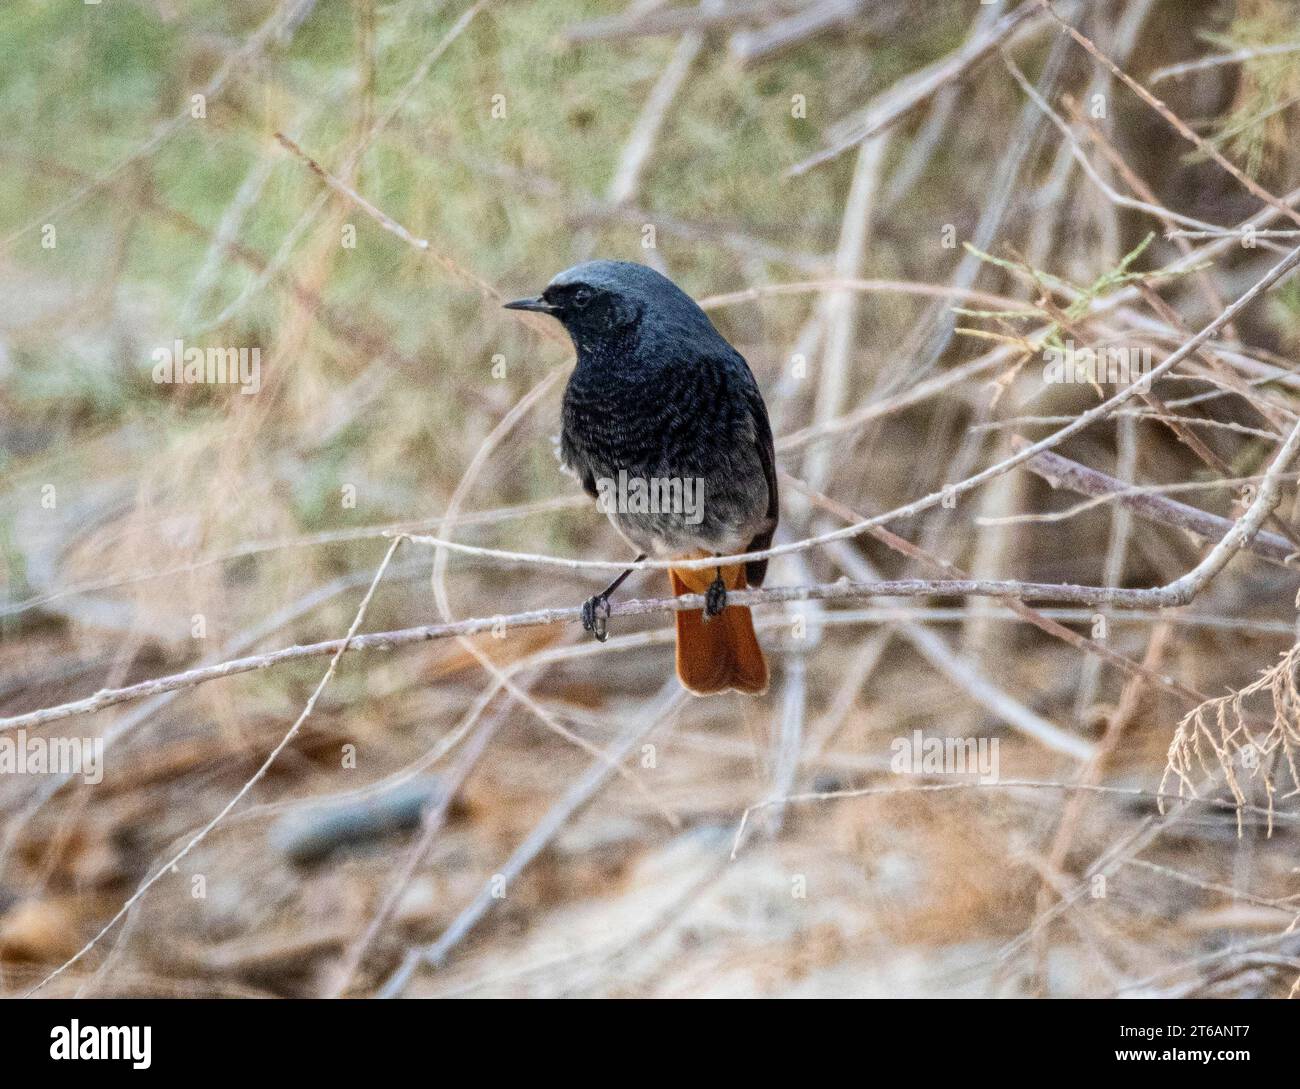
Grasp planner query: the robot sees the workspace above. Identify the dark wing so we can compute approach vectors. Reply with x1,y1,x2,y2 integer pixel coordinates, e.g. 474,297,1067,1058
576,464,599,500
557,405,600,499
740,369,779,588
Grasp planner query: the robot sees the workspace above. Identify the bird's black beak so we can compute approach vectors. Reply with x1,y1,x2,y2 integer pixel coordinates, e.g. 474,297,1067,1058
503,295,556,314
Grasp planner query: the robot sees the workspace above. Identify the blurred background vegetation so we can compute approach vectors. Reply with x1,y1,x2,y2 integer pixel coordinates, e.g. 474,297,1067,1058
2,0,1300,997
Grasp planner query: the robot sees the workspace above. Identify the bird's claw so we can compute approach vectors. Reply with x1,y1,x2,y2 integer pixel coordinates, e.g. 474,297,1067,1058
582,594,611,642
704,576,728,620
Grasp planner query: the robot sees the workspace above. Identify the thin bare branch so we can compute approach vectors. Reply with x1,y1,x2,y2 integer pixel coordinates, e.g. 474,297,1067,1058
1015,440,1298,567
789,2,1045,177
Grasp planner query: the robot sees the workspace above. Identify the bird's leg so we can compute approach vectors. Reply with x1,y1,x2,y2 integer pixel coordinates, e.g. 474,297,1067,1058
704,559,728,620
581,554,645,642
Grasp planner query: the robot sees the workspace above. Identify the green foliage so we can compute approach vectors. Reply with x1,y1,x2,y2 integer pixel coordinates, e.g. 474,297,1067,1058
955,233,1205,353
1198,4,1300,178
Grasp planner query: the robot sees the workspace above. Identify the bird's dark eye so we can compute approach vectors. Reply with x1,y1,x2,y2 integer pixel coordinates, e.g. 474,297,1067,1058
572,288,592,309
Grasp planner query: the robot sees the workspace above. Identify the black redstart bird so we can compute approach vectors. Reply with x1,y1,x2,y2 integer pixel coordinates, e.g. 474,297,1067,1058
505,260,778,696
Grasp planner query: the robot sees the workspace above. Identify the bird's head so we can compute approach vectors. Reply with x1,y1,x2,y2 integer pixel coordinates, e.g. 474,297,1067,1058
504,260,713,355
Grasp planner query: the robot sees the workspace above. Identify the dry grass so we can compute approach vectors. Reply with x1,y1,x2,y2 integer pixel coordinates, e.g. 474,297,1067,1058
2,0,1300,998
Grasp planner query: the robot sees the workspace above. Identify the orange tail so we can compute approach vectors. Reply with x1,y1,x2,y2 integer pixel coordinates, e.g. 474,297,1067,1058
670,562,768,696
